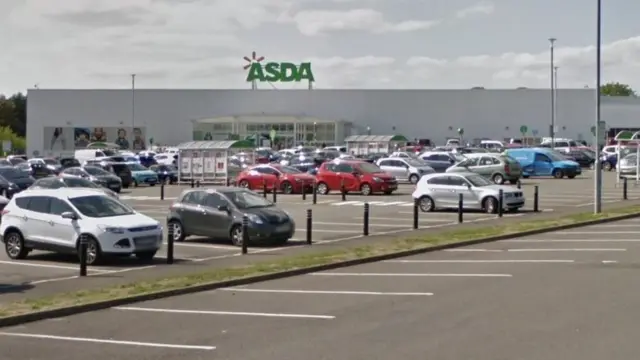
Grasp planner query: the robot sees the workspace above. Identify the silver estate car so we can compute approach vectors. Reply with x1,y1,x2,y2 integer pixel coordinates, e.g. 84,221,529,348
376,157,435,184
619,153,639,176
411,172,525,213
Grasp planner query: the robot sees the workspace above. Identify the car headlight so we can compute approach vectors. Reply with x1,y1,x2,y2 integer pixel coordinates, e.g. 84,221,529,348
247,214,264,224
372,177,383,182
98,225,125,234
8,182,17,188
504,192,514,198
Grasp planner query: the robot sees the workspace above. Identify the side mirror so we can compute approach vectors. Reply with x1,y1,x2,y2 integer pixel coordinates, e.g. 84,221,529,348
61,211,77,220
450,159,455,164
352,172,359,177
466,183,472,189
217,204,230,213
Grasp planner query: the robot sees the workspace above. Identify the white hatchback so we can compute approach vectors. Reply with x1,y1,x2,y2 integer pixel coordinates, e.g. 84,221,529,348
0,188,162,265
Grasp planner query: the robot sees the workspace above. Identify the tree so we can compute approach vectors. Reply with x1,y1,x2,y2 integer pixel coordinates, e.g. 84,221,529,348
0,93,27,151
601,82,636,97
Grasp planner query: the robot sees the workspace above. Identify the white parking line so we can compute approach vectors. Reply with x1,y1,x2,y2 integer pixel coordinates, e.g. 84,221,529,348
383,259,575,263
313,221,412,228
218,288,434,296
506,248,626,252
363,217,451,223
0,332,215,350
310,272,512,277
0,260,113,273
554,231,637,235
444,249,504,252
114,307,335,319
163,242,236,250
503,239,640,242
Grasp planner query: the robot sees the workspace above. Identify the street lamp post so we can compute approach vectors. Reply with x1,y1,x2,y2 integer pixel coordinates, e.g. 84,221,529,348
366,126,371,135
549,38,556,146
131,74,136,130
554,66,559,133
594,0,603,213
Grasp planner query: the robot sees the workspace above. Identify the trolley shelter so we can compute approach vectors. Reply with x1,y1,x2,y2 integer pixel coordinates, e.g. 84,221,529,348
613,130,640,184
176,140,255,184
344,135,409,155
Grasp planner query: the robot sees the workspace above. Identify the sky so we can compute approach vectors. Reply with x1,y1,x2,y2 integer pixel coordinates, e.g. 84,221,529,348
1,0,640,94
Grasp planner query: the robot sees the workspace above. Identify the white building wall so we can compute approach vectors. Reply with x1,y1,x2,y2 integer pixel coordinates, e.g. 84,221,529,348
27,88,610,155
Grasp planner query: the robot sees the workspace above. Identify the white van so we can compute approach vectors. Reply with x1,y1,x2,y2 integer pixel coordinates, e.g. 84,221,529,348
74,149,107,164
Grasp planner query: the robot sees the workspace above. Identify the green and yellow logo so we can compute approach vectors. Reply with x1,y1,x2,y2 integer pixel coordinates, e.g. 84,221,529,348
244,51,314,83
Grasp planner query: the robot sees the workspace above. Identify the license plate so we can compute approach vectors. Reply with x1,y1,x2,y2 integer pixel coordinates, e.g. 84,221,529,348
109,184,119,189
276,224,290,232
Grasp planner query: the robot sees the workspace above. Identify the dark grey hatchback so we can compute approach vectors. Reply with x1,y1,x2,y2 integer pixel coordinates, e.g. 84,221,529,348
167,188,296,246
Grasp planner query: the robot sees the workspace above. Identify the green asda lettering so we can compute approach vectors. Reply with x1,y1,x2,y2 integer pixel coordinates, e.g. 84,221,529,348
246,62,314,82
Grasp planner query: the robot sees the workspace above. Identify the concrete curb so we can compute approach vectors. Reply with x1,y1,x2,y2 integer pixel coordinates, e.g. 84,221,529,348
1,211,638,328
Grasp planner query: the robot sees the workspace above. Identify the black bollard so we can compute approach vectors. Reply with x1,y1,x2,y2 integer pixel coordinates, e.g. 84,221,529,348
160,182,165,200
341,179,346,201
196,180,200,188
306,209,312,245
302,181,307,200
166,223,174,264
226,178,230,186
241,215,249,254
623,177,628,200
263,180,267,198
413,198,419,229
363,203,370,236
79,234,88,276
312,182,317,204
458,193,463,223
498,189,504,217
190,178,195,188
517,180,521,189
272,183,277,203
533,185,539,212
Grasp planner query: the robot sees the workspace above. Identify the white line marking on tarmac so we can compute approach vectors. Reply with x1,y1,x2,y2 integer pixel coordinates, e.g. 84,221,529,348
310,272,512,277
0,332,215,350
163,242,235,250
114,307,335,319
503,239,640,242
313,221,411,228
444,249,504,252
589,224,640,228
602,260,618,264
554,231,638,234
357,217,451,223
219,288,433,296
383,259,575,263
0,260,113,273
507,248,626,252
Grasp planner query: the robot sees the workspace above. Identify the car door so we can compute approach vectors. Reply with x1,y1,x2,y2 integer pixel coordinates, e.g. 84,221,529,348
202,193,234,238
533,153,553,175
48,197,80,249
178,191,208,235
22,196,53,245
335,163,358,191
393,160,411,179
426,176,455,206
475,156,495,176
377,159,396,176
448,176,476,208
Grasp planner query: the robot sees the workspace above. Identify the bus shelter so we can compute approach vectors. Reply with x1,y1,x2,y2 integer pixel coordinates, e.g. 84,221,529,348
613,130,640,185
344,135,409,155
176,140,255,184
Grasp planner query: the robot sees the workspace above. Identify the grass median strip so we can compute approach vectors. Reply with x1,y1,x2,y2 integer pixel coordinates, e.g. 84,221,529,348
1,205,640,318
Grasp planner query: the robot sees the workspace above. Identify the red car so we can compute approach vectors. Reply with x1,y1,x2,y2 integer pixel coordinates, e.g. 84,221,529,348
235,164,316,194
315,160,398,196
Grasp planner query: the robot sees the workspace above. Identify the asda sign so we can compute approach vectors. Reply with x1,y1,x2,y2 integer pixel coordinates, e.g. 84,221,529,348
244,52,314,83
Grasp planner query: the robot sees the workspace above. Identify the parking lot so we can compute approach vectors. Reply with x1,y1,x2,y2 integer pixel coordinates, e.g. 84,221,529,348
1,170,640,299
1,217,639,359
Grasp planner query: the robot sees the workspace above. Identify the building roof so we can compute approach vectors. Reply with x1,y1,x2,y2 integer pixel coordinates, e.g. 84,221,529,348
344,135,409,142
176,140,255,150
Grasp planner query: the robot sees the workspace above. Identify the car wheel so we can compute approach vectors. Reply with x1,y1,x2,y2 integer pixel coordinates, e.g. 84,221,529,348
409,174,420,184
492,173,505,184
4,230,28,260
150,183,156,187
238,180,250,189
230,224,244,246
123,183,130,189
384,190,394,195
568,174,576,179
522,175,530,179
168,220,185,242
483,197,498,214
552,169,564,179
135,251,157,261
603,162,612,171
280,181,293,194
360,183,372,196
133,180,139,187
81,236,103,265
316,182,329,195
508,179,518,185
419,196,435,212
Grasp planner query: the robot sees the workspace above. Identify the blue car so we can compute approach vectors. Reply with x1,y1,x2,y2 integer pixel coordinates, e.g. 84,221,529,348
505,148,581,179
127,163,159,187
600,153,616,171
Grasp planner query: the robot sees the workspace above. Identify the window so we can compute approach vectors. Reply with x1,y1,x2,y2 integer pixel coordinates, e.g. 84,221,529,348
466,174,493,187
324,163,337,172
357,163,383,173
447,176,466,187
279,166,302,174
378,160,391,167
0,167,29,180
26,196,51,213
84,166,110,176
128,163,147,171
33,178,54,187
479,157,495,166
69,195,134,218
226,190,273,209
15,197,30,210
427,176,447,185
535,153,551,162
50,198,74,215
182,191,207,205
334,163,354,173
460,157,479,167
204,194,227,208
63,178,101,188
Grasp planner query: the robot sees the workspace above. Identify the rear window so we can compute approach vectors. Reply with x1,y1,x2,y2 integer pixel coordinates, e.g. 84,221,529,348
111,164,130,173
500,155,519,164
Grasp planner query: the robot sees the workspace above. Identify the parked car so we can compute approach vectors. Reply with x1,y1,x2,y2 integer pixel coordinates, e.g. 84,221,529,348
446,153,522,184
315,160,397,195
287,156,317,173
599,153,616,171
60,166,122,192
565,150,595,168
127,163,159,187
6,155,26,166
0,189,162,264
504,148,581,179
149,164,178,184
412,172,525,213
59,157,82,170
167,187,295,246
419,151,465,172
619,154,639,176
375,157,435,184
0,166,35,197
29,176,119,199
109,162,133,188
355,153,388,164
235,164,316,194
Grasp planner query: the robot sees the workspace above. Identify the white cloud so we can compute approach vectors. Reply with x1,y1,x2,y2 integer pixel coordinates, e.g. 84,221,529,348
285,9,438,36
455,1,495,18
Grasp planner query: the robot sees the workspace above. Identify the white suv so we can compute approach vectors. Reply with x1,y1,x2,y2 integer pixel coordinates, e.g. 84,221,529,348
0,188,162,265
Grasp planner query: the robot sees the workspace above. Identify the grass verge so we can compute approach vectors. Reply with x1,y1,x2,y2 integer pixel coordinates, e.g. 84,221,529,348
1,205,640,318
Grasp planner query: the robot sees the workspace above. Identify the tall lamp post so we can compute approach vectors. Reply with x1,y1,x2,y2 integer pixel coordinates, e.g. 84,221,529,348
554,66,559,132
594,0,603,213
549,38,556,146
131,74,136,130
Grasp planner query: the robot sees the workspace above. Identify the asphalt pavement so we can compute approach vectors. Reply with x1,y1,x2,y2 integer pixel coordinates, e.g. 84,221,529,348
2,217,639,359
1,170,639,304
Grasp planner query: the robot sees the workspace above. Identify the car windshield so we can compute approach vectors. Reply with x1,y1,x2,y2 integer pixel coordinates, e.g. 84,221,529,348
227,190,274,209
278,166,302,174
63,178,102,188
546,152,566,162
128,163,147,171
452,154,466,162
357,162,384,173
43,159,59,165
0,167,28,179
84,166,110,176
69,195,133,218
466,174,493,187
